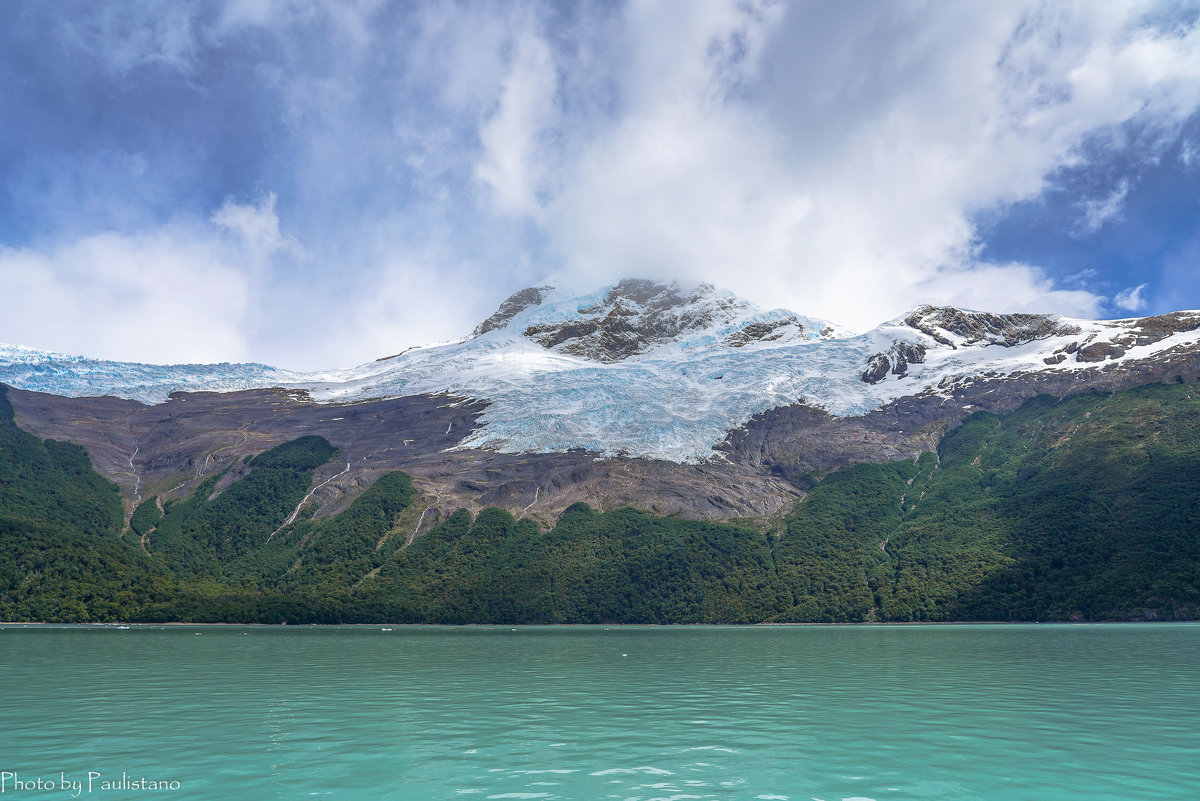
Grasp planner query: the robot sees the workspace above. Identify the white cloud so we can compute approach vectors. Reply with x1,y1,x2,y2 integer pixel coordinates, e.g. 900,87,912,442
11,1,1200,367
1063,267,1100,288
474,15,558,217
0,223,255,364
1075,179,1131,236
407,3,512,116
340,252,495,360
1182,138,1198,168
211,193,300,260
495,0,1200,330
1114,282,1150,312
911,262,1106,319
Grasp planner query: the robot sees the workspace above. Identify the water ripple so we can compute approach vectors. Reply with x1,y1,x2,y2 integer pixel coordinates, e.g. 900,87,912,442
1,624,1198,800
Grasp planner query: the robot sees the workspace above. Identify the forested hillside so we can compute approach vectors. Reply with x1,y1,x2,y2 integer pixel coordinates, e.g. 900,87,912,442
2,382,1197,623
0,387,177,620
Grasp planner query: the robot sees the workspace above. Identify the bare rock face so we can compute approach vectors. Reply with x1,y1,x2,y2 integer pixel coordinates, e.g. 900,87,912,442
862,353,890,384
1077,312,1200,358
522,279,747,362
7,386,489,517
1036,312,1200,364
905,306,1079,347
861,341,927,384
1122,311,1200,346
718,400,945,482
1076,342,1127,363
4,384,800,528
724,317,805,347
473,286,553,336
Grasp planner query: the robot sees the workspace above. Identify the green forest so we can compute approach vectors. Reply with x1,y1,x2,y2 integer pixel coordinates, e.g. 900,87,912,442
1,379,1198,623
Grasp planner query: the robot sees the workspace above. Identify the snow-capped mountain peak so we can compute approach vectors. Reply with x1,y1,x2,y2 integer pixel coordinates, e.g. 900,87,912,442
2,279,1199,463
470,279,840,363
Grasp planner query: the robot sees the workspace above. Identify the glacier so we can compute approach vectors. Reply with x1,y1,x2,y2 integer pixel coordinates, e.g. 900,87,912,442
3,280,1198,463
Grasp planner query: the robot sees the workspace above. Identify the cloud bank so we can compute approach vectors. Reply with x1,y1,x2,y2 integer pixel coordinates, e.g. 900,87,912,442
1,0,1199,367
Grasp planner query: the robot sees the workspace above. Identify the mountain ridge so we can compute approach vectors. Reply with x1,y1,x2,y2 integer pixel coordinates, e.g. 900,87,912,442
2,280,1200,623
4,278,1199,464
3,278,1200,527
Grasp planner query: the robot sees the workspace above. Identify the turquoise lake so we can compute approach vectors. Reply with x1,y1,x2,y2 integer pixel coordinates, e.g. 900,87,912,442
1,624,1198,800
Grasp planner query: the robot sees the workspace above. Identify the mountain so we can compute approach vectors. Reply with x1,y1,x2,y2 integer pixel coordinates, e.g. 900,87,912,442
2,278,1199,623
3,278,1199,522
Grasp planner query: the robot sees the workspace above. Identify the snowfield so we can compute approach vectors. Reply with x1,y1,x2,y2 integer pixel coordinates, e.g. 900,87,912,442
3,281,1198,462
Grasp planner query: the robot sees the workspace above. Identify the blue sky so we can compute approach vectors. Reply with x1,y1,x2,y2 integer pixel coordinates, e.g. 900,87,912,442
1,0,1198,369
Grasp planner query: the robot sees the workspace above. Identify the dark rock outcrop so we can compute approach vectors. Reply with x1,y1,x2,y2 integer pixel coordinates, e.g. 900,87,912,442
1122,312,1200,346
1049,312,1200,364
473,286,553,336
862,353,890,384
1076,342,1127,362
523,279,745,362
724,317,804,347
904,306,1079,348
861,341,927,383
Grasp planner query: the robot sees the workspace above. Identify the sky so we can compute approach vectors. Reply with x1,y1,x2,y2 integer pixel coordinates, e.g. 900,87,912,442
1,0,1199,370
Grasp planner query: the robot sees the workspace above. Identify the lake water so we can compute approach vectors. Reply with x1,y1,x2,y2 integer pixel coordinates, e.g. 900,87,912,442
1,624,1197,800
